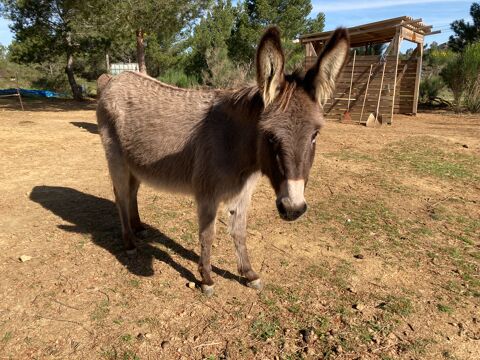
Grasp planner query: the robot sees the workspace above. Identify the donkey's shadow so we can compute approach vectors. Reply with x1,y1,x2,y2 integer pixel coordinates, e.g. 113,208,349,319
30,186,240,284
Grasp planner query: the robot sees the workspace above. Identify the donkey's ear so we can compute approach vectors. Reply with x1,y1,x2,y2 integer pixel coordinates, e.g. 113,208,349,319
305,28,349,106
256,26,285,107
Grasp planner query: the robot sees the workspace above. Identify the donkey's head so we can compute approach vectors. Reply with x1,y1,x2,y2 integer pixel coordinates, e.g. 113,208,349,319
256,27,349,221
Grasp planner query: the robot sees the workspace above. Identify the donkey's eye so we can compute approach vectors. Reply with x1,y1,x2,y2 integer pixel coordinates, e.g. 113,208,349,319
268,135,277,145
311,131,319,144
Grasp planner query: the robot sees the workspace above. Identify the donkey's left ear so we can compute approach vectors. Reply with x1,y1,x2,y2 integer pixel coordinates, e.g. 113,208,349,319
256,26,285,107
305,28,349,106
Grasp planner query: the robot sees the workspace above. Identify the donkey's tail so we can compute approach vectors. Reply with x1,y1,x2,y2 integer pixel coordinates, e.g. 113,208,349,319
96,73,113,97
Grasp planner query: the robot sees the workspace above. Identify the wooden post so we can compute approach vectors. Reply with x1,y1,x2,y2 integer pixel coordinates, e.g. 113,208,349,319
304,42,317,69
390,29,402,124
412,42,423,114
105,53,110,73
15,73,24,111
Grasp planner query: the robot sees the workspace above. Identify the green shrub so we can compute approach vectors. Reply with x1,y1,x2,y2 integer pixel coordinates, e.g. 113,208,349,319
420,76,444,105
158,68,199,88
462,42,480,113
439,42,480,113
202,47,250,88
440,54,465,112
32,73,71,94
427,48,456,69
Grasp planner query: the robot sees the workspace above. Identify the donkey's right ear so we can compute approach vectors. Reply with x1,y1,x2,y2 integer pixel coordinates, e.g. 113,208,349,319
256,26,285,107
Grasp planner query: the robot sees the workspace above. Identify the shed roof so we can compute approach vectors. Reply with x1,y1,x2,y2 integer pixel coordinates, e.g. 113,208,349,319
300,16,437,47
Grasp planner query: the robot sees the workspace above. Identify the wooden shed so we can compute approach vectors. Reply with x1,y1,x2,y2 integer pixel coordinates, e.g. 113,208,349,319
300,17,439,124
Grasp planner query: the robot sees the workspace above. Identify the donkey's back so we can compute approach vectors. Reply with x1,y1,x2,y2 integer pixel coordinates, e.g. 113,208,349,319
96,26,349,296
97,71,217,192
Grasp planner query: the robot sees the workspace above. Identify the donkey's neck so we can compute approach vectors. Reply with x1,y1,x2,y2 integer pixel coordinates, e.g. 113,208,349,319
214,86,265,176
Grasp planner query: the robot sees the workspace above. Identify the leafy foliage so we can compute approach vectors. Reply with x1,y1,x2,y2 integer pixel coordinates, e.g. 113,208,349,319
1,0,325,94
440,54,465,112
158,68,199,89
437,41,480,113
419,76,445,105
448,2,480,52
229,0,324,68
462,42,480,112
0,0,100,99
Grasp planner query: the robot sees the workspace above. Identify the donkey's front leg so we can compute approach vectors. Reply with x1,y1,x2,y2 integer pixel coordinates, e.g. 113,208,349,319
228,204,262,290
228,173,262,290
197,199,219,296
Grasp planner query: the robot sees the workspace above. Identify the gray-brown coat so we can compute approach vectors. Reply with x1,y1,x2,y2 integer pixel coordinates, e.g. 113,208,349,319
96,26,349,295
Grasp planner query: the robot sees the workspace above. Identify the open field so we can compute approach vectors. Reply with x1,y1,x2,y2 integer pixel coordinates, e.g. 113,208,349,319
0,99,479,359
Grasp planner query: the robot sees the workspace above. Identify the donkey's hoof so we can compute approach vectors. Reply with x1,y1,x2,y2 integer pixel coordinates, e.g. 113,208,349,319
201,284,215,297
126,248,138,257
247,279,263,291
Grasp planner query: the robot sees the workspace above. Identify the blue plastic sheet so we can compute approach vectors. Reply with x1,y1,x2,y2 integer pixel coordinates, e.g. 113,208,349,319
0,88,64,98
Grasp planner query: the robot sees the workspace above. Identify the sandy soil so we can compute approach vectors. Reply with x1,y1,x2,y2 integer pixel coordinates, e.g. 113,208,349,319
0,99,479,359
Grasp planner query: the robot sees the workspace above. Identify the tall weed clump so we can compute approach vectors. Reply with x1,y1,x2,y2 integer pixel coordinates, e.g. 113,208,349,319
462,42,480,113
440,42,480,113
202,47,251,88
440,54,465,112
420,76,445,105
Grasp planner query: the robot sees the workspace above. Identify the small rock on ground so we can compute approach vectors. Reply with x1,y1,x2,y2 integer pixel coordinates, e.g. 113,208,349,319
19,255,32,262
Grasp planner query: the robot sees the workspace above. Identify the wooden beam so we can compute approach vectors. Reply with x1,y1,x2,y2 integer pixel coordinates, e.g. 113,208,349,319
300,16,408,40
305,42,317,57
390,30,403,124
412,43,423,114
301,25,400,43
400,27,424,44
399,18,422,27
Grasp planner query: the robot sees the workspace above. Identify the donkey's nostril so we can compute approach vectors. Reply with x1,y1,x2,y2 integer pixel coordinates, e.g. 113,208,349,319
276,199,307,221
276,200,288,217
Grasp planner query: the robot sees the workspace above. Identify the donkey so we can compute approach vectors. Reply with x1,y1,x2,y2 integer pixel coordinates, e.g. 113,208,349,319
96,27,349,296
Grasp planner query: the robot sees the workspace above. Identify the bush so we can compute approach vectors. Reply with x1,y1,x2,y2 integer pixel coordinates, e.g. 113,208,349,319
32,73,71,94
462,42,480,113
440,54,465,112
158,68,199,88
439,42,480,113
420,76,444,105
202,47,250,88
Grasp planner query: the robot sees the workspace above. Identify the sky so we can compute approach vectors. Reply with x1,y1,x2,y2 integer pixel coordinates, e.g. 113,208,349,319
318,0,472,49
0,0,474,49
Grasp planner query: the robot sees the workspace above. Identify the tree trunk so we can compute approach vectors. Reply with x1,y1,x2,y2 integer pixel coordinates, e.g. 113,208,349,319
136,28,147,74
66,52,83,100
65,32,82,100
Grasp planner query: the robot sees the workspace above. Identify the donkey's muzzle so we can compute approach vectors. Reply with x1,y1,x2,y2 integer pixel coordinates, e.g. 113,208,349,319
276,199,307,221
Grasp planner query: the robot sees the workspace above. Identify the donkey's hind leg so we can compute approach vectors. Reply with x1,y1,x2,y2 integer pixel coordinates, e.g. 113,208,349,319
227,173,262,290
128,174,147,236
197,198,219,297
106,155,138,254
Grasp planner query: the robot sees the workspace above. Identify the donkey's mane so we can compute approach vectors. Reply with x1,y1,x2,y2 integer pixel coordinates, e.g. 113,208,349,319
227,71,306,113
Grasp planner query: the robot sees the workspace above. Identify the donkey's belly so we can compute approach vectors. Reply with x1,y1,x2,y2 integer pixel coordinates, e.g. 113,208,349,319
125,142,196,195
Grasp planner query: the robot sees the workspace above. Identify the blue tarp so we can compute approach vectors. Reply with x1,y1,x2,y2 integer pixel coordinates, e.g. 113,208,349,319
0,88,64,98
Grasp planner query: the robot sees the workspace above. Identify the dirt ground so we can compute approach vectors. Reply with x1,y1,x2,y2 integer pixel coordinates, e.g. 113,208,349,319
0,98,479,360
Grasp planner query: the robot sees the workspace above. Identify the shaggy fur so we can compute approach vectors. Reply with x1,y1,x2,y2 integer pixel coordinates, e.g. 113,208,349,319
96,26,349,295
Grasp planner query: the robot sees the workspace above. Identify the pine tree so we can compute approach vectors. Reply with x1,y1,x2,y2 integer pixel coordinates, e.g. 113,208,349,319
448,2,480,52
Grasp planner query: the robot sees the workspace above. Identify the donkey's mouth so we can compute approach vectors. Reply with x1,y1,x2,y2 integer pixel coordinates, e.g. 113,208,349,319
276,200,307,221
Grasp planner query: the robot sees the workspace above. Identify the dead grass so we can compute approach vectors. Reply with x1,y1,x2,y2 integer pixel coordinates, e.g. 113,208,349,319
0,100,479,359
